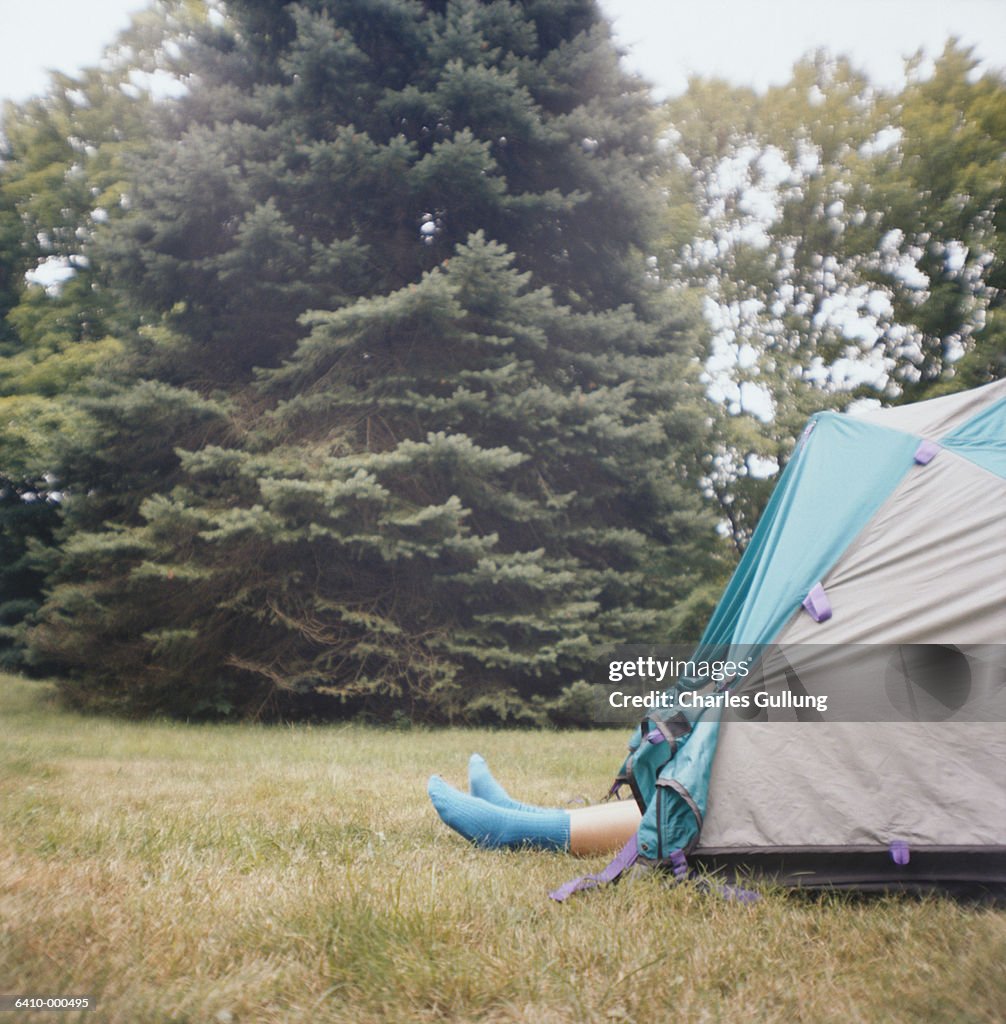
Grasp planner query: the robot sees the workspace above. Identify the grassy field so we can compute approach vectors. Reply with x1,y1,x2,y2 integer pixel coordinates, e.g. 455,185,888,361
1,675,1003,1024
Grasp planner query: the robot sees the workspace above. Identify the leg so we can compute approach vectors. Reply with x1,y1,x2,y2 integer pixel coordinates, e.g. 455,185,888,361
428,771,640,855
568,800,641,856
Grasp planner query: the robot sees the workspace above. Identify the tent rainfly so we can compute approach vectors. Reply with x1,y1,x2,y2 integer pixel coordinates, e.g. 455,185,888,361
553,378,1006,899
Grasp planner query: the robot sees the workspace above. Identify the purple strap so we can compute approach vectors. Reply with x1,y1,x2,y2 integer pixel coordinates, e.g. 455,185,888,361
696,877,761,903
549,834,638,902
802,582,832,623
645,728,665,745
718,883,761,904
914,440,939,465
669,848,688,881
890,840,910,866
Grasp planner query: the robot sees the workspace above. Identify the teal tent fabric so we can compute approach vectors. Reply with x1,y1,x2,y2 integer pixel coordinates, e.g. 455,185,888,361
939,397,1006,479
611,385,1006,877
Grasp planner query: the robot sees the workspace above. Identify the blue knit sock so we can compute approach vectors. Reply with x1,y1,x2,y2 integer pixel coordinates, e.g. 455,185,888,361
428,776,570,851
467,753,553,813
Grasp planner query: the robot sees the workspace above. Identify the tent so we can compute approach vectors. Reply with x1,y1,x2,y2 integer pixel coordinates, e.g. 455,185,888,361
554,378,1006,898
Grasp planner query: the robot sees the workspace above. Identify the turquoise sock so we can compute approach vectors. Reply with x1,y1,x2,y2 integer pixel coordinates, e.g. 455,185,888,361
467,753,552,813
428,776,570,851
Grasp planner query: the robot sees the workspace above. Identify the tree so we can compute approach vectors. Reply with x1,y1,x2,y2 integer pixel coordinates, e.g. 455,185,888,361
659,46,1006,550
31,0,719,721
885,43,1006,395
0,15,172,668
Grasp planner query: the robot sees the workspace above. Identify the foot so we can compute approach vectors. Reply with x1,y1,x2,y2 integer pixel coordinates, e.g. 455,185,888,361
428,775,570,851
467,753,551,813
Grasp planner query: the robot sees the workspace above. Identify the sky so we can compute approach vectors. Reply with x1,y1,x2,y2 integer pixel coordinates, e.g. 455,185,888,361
2,0,1006,106
600,0,1006,97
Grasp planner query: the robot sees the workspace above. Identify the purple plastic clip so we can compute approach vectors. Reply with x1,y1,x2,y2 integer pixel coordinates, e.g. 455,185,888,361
890,841,910,866
720,883,761,904
694,877,761,903
914,440,939,465
802,582,832,623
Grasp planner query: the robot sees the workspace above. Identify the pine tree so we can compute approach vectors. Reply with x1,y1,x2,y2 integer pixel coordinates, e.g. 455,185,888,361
33,0,718,720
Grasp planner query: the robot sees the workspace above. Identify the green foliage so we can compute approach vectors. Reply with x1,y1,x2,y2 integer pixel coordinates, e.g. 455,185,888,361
6,6,1001,723
0,15,172,670
661,45,1006,549
892,44,1006,394
30,0,720,722
41,235,715,720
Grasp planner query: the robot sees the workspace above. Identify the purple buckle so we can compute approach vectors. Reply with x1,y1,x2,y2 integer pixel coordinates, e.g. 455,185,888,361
802,582,832,623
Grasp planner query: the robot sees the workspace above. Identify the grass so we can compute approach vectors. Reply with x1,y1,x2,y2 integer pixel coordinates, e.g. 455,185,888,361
1,675,1003,1024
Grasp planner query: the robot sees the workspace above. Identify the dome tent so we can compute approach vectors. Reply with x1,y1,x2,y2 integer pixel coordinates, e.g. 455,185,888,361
554,379,1006,899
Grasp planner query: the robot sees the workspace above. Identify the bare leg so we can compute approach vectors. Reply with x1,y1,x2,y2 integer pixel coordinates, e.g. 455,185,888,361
568,800,641,855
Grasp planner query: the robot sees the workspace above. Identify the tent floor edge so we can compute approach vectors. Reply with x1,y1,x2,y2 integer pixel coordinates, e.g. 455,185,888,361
689,846,1006,899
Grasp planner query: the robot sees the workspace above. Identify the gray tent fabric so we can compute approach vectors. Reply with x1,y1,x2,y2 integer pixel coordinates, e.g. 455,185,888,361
701,722,1006,849
852,376,1006,439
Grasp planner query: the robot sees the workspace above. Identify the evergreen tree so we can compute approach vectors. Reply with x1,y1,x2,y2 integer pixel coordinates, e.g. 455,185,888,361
32,0,718,720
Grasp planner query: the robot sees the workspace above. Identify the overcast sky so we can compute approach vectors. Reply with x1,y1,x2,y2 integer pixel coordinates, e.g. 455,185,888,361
1,0,1005,105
